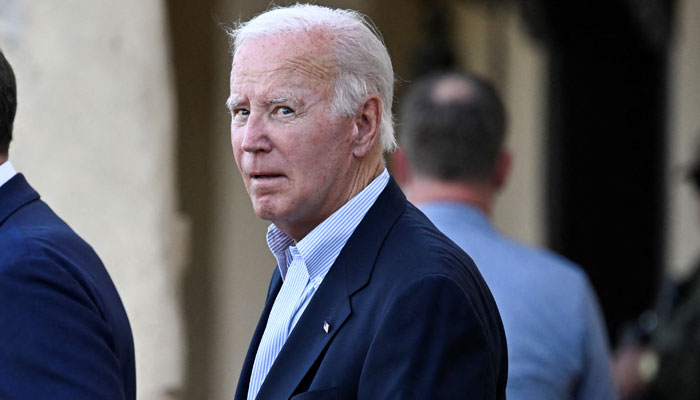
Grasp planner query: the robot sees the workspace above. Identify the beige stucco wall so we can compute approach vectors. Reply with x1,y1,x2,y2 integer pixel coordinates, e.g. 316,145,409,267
0,1,186,398
666,0,700,278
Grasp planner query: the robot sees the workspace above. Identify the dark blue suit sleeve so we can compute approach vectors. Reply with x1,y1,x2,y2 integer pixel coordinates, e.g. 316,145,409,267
0,252,128,400
358,274,502,399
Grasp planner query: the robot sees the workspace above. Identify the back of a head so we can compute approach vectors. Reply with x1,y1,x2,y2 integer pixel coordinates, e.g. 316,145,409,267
398,71,506,183
227,3,397,152
0,48,17,156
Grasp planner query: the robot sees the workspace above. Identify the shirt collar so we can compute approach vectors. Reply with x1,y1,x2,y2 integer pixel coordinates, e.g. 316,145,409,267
266,168,390,281
0,160,17,189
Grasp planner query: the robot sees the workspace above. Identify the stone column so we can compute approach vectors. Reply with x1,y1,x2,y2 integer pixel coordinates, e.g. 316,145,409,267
0,1,186,398
666,0,700,278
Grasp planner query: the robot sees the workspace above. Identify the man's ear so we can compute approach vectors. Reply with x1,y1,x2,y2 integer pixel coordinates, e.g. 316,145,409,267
352,96,381,158
390,147,412,186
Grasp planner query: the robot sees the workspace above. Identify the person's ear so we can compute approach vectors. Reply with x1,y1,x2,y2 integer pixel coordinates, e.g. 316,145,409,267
352,96,381,158
493,150,512,189
390,147,413,186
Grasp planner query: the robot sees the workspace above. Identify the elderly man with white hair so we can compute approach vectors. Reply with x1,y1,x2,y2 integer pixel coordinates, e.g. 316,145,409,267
226,4,507,400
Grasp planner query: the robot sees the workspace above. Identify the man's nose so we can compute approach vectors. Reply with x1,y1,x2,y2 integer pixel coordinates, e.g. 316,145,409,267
240,114,272,153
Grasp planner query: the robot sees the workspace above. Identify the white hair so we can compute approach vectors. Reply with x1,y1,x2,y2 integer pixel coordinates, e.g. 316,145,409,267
228,3,397,152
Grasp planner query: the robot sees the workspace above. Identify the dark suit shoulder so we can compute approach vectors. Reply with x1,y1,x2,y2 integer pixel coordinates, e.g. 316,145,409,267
0,198,105,280
374,201,508,396
0,193,136,399
381,202,481,284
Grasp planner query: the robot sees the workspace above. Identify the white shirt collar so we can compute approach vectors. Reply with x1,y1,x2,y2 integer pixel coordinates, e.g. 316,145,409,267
0,160,17,189
266,168,390,280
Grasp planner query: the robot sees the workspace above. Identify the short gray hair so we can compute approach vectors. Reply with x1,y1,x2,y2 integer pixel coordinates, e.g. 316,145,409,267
227,4,397,152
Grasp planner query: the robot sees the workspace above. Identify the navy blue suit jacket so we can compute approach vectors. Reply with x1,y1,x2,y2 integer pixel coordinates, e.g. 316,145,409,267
0,174,135,400
235,178,507,400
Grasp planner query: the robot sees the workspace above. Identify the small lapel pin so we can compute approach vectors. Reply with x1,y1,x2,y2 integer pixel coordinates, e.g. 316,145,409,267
323,321,331,334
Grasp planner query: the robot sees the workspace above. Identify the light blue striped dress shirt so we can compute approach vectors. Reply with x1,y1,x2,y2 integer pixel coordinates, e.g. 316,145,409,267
247,168,390,400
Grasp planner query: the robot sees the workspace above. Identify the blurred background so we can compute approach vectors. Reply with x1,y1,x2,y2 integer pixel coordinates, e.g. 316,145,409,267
0,0,697,398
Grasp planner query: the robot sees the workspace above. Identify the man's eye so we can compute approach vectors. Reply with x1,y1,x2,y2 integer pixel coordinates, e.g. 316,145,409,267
233,108,250,118
275,106,294,115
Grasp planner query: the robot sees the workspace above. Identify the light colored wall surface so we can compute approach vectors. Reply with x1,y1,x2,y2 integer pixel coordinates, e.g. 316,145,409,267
0,1,186,398
493,7,547,247
666,0,700,278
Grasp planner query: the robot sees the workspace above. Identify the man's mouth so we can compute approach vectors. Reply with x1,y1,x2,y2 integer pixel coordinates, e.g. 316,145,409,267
251,174,284,180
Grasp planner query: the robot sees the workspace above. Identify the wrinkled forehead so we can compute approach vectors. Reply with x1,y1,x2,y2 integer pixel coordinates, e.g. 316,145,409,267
231,31,337,87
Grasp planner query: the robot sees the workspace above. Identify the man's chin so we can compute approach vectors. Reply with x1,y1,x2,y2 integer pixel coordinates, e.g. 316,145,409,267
252,202,281,222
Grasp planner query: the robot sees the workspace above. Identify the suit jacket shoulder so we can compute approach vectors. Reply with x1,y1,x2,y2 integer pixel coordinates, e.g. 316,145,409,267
0,174,136,400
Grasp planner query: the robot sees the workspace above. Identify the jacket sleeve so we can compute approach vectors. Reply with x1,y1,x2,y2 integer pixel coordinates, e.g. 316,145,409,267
0,250,128,400
358,273,504,399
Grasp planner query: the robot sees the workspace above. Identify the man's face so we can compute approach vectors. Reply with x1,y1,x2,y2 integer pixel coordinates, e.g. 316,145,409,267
229,33,357,241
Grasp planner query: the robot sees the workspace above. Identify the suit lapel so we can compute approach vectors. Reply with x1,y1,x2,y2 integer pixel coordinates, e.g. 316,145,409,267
255,177,407,399
234,271,283,400
0,174,40,227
